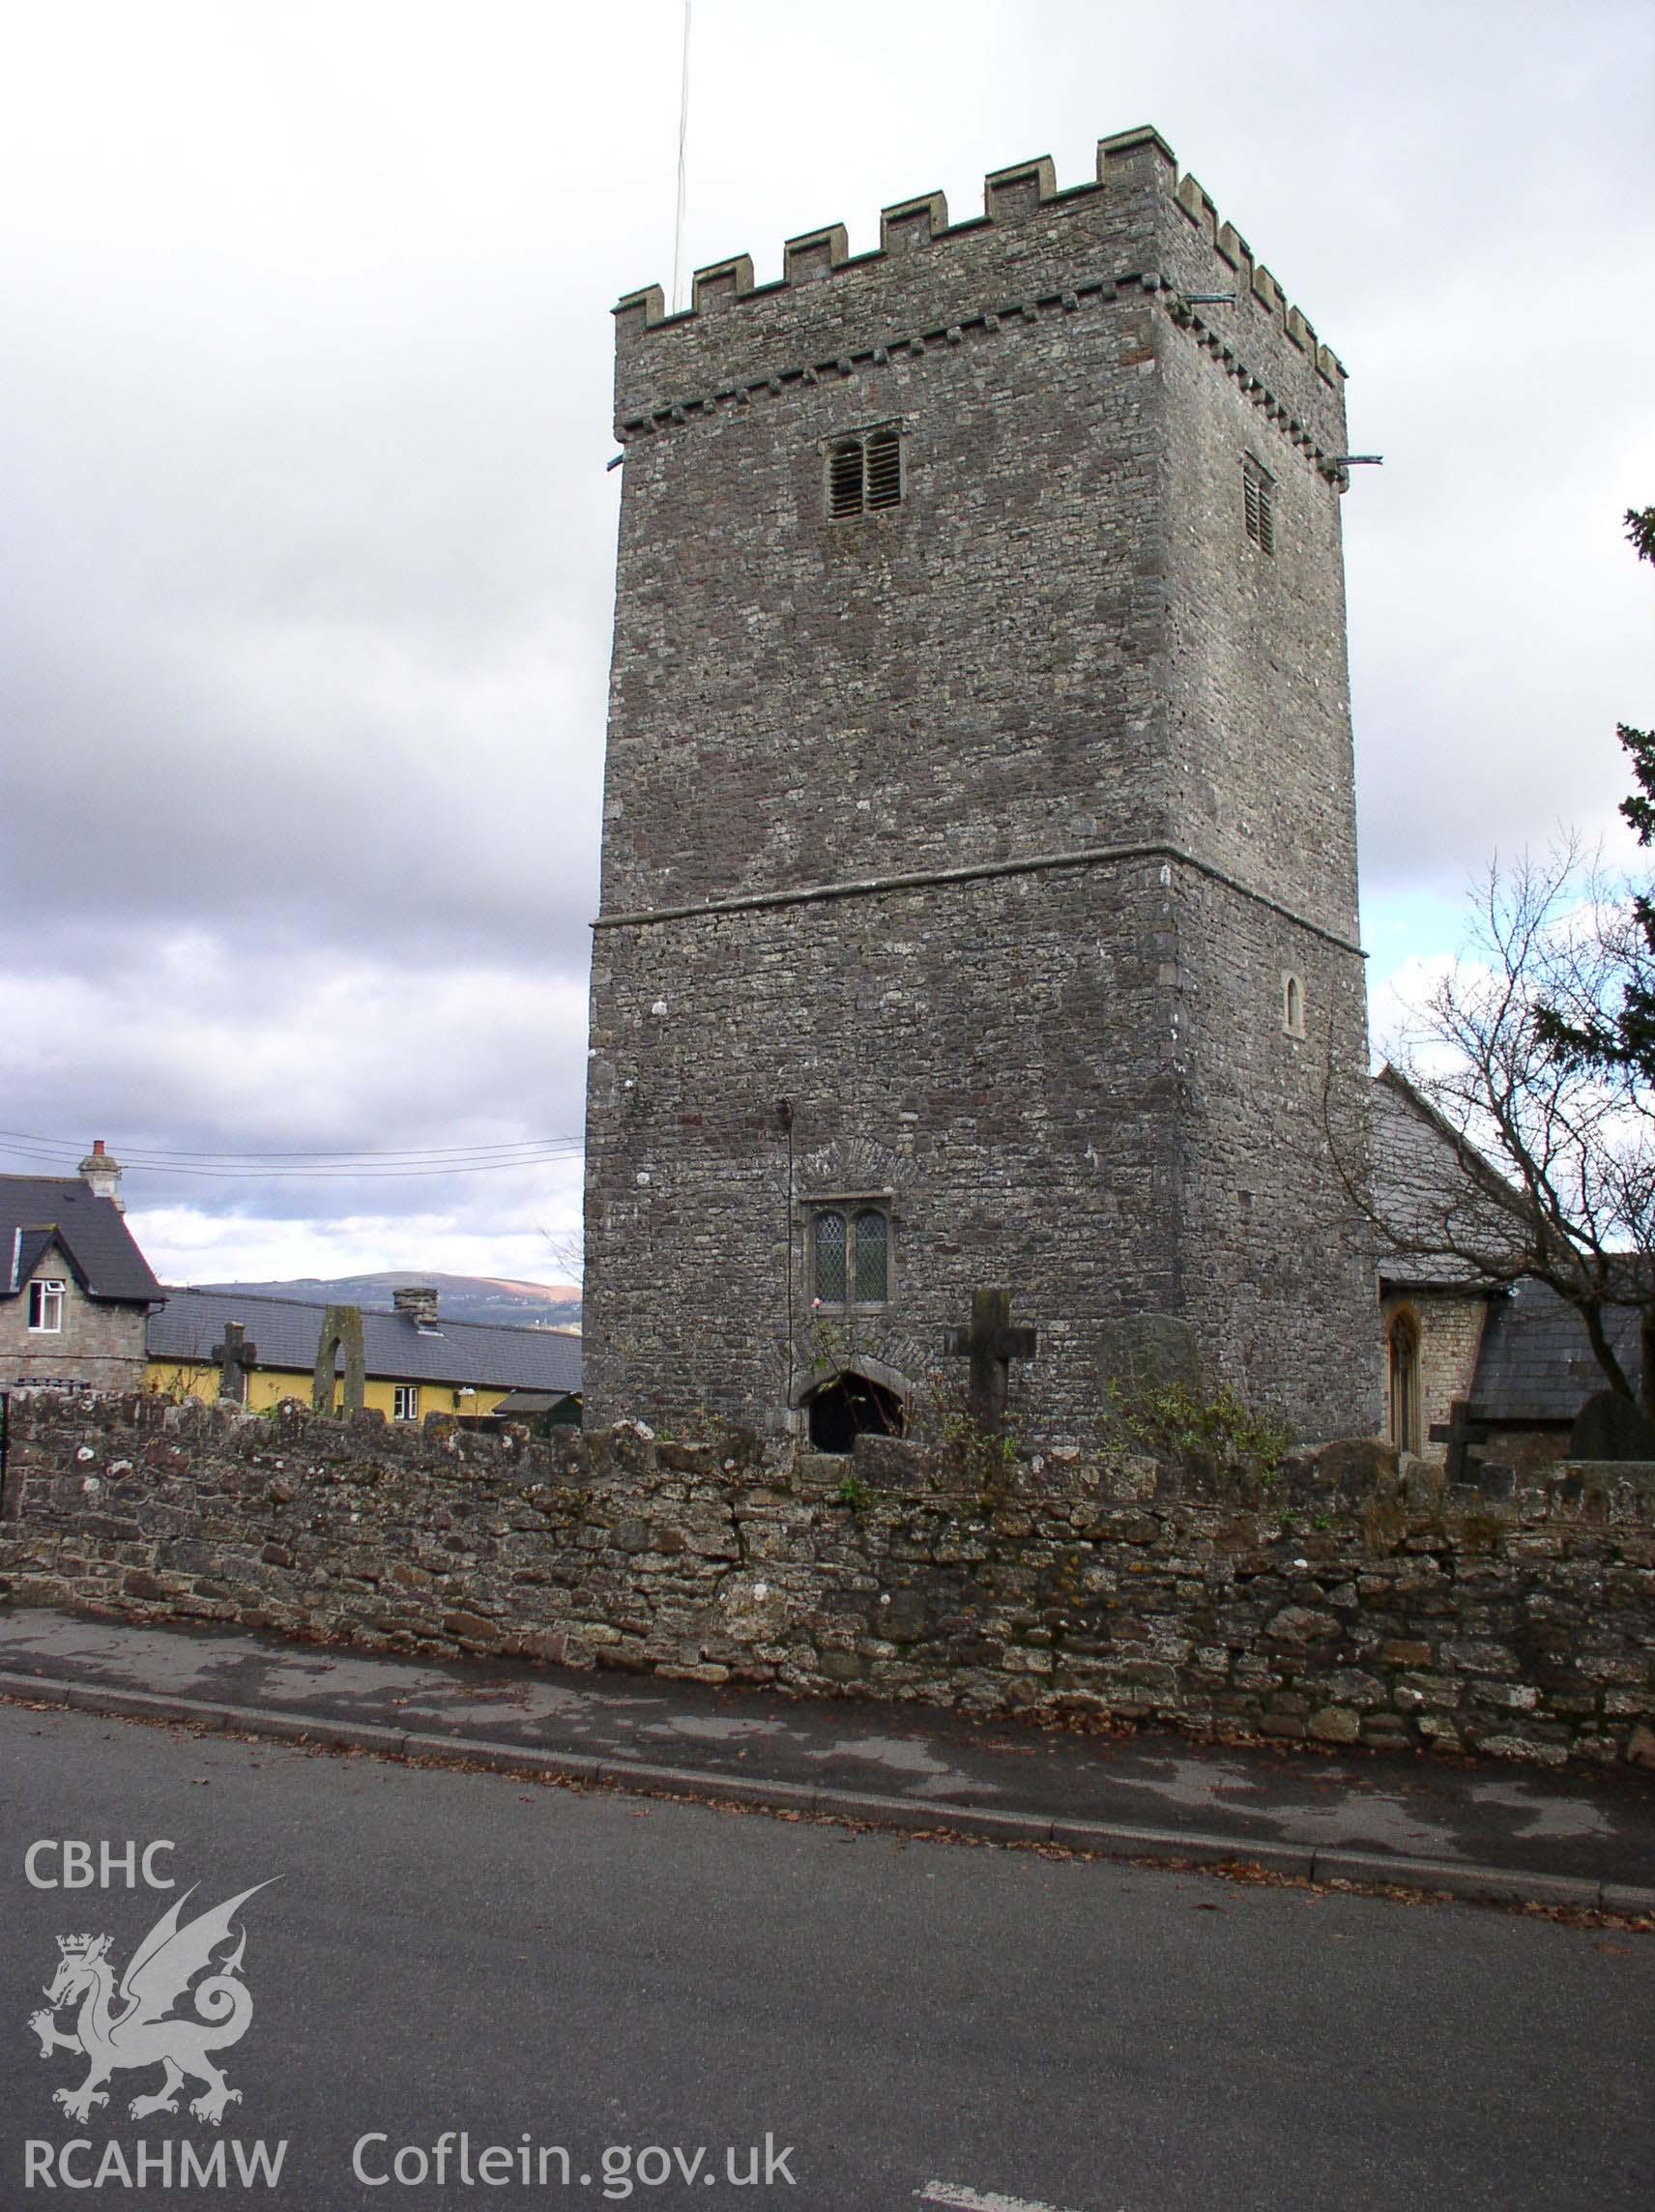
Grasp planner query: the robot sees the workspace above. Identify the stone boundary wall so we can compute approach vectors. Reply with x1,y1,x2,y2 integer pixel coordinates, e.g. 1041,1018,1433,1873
2,1393,1652,1772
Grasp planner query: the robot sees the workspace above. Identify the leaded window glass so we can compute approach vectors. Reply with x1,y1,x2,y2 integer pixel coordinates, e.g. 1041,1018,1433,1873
853,1209,888,1302
814,1210,847,1302
810,1204,892,1308
1388,1312,1421,1457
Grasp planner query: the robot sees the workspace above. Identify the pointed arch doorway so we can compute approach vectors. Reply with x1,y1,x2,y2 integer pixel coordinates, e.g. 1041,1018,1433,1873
800,1369,908,1454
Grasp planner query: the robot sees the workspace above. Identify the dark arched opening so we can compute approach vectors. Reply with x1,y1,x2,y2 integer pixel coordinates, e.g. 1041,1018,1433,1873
806,1373,905,1454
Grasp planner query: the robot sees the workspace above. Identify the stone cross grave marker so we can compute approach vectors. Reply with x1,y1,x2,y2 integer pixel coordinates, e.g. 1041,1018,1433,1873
210,1321,257,1405
944,1287,1037,1435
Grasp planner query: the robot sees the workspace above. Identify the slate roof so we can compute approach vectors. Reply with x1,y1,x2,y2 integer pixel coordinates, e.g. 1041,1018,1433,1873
1469,1279,1643,1425
149,1288,583,1395
490,1388,578,1415
1369,1067,1528,1289
0,1177,164,1306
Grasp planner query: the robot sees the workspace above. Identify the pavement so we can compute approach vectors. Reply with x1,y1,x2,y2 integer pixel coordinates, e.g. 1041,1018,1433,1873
1,1604,1651,1916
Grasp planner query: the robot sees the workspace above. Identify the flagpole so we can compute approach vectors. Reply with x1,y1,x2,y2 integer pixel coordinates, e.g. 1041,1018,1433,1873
671,0,692,313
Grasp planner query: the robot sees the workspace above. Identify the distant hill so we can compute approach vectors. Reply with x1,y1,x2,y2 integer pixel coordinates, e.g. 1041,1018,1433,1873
189,1270,582,1332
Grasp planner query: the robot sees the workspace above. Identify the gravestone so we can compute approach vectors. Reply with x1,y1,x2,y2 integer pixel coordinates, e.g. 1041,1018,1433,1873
210,1321,257,1406
1096,1314,1204,1400
944,1288,1037,1435
1569,1389,1655,1462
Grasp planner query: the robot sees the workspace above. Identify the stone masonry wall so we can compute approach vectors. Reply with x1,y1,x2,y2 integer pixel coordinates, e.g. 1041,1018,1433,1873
587,123,1374,1446
0,1269,148,1393
1174,871,1376,1436
3,1394,1652,1773
587,858,1375,1443
1381,1290,1490,1470
588,860,1181,1441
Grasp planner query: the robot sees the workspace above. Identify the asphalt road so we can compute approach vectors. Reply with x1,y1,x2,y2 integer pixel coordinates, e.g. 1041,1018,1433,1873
9,1608,1652,1901
2,1703,1650,2212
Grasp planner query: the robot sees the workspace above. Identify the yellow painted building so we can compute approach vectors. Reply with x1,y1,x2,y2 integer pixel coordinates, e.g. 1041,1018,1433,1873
146,1285,580,1423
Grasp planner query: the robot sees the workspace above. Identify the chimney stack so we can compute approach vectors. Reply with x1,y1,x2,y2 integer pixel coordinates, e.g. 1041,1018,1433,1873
393,1285,439,1325
79,1139,125,1211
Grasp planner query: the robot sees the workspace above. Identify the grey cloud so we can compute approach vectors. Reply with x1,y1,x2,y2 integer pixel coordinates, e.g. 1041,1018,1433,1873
3,0,1651,1268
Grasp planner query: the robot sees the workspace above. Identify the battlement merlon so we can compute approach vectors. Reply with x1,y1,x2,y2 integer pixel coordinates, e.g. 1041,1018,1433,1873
611,127,1348,444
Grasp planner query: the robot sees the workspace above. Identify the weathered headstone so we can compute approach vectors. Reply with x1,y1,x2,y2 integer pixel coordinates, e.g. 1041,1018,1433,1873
311,1304,365,1416
210,1321,257,1405
944,1288,1036,1435
1096,1314,1204,1400
1569,1389,1655,1462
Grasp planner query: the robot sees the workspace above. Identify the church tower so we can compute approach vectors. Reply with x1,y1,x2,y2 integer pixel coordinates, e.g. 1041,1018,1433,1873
585,127,1376,1447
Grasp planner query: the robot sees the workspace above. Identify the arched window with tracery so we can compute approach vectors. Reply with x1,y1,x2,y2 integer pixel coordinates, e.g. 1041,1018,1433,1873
1388,1309,1422,1456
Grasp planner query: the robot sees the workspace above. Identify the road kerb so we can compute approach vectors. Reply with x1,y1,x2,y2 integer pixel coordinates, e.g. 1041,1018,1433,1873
1050,1817,1317,1880
0,1667,1642,1915
228,1708,411,1758
1600,1881,1655,1918
804,1790,1056,1845
57,1681,198,1727
401,1732,606,1786
1309,1847,1602,1910
595,1758,819,1816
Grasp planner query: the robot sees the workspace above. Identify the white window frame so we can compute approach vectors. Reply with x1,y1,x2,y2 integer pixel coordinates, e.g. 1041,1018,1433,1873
392,1383,421,1422
28,1279,66,1333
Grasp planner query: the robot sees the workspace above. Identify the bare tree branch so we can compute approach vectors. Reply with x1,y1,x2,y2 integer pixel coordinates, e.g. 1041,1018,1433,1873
1348,845,1655,1417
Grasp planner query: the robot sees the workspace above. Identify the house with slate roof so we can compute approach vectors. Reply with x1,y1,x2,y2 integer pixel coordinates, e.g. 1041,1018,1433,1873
147,1284,582,1426
0,1146,164,1391
1371,1068,1654,1473
1369,1066,1519,1464
1444,1277,1649,1475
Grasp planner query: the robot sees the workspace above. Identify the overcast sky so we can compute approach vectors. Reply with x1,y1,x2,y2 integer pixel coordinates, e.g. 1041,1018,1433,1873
2,0,1650,1286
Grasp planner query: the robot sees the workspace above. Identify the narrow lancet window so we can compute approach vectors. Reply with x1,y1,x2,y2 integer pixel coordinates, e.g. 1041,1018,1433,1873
1388,1311,1422,1456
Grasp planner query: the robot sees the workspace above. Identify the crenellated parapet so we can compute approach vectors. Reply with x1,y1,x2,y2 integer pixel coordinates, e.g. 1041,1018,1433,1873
609,129,1352,488
1167,164,1345,393
614,125,1345,395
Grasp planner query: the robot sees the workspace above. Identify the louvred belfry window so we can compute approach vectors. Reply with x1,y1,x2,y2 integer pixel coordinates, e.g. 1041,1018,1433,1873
863,428,902,509
827,426,904,519
1243,456,1275,554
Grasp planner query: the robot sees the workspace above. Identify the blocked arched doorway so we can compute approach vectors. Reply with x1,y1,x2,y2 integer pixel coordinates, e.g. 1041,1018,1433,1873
804,1371,906,1454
